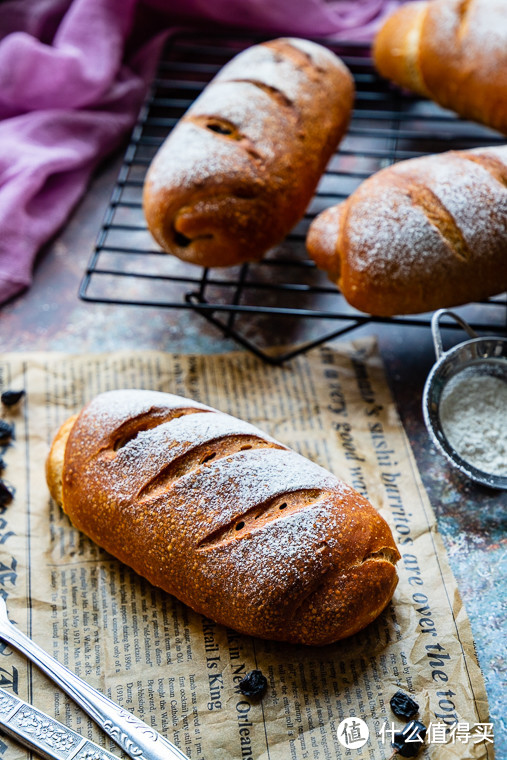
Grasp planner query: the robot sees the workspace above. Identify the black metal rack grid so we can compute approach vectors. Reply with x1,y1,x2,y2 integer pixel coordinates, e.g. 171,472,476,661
80,30,507,364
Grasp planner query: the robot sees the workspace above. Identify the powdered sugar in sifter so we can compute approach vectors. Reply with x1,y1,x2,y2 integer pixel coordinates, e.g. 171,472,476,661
423,309,507,490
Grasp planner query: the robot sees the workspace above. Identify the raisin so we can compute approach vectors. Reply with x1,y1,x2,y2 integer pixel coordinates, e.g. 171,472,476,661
174,231,191,247
0,420,12,442
1,390,25,407
390,690,419,720
239,670,268,698
0,390,25,406
392,720,427,757
0,481,13,507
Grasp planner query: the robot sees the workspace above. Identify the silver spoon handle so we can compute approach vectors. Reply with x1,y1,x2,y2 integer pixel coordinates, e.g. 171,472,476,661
0,619,189,760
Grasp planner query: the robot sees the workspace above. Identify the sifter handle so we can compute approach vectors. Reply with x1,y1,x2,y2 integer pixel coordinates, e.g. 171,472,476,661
431,309,478,361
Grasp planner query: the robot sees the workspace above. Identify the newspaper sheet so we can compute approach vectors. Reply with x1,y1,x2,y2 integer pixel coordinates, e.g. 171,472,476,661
0,341,492,759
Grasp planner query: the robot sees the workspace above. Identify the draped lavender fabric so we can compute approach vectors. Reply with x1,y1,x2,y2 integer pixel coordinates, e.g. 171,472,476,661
0,0,412,304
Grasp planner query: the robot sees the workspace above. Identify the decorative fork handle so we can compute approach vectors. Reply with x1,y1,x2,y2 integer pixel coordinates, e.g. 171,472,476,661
0,685,122,760
0,609,189,760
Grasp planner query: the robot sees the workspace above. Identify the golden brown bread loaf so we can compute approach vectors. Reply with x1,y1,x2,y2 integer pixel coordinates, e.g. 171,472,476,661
46,390,400,646
306,145,507,317
373,0,507,135
142,38,354,268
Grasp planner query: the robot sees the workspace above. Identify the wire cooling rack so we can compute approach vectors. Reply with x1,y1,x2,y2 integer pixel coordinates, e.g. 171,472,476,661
80,30,507,364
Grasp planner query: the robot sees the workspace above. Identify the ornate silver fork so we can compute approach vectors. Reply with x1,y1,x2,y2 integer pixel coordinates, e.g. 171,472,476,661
0,596,189,760
0,685,123,760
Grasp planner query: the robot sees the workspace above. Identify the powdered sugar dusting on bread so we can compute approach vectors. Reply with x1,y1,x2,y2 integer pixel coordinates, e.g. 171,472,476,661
108,412,284,499
83,389,212,428
168,448,347,535
202,503,335,609
75,392,350,509
476,145,507,164
432,0,507,73
146,44,312,196
395,151,507,248
418,0,507,133
146,121,260,195
344,176,446,277
466,2,507,62
283,37,350,75
343,148,507,284
188,82,295,162
212,38,341,104
85,388,211,425
146,38,349,196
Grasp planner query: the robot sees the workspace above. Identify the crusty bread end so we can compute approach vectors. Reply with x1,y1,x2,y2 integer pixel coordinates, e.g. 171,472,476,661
46,415,78,509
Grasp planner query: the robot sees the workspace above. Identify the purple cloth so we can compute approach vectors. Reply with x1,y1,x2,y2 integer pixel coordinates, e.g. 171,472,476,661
0,0,412,304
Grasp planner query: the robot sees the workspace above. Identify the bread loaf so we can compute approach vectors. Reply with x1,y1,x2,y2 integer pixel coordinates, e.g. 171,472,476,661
46,390,400,646
373,0,507,135
142,38,354,268
306,145,507,316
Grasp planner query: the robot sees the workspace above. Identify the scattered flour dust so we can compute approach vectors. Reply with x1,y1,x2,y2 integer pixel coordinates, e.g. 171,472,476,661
439,372,507,476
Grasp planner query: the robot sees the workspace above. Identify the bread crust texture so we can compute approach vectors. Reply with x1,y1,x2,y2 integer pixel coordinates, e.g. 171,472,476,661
374,0,507,135
307,146,507,316
46,390,400,646
143,38,354,268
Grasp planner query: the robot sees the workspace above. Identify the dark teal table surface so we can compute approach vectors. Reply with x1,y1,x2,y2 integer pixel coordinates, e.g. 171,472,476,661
1,151,506,757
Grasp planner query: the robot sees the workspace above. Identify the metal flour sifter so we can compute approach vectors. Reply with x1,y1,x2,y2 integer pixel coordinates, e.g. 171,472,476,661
423,309,507,490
